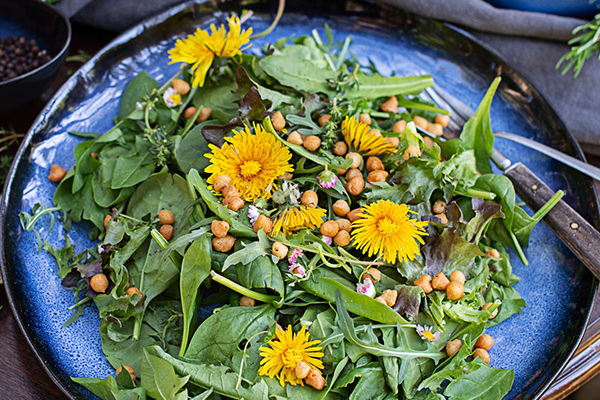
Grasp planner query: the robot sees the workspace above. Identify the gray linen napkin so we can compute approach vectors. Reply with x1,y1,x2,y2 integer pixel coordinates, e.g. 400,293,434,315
54,0,600,153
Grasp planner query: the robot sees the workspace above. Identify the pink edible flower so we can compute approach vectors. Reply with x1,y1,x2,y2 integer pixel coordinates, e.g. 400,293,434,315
317,169,338,189
416,325,440,342
356,277,375,298
288,248,303,264
289,263,306,278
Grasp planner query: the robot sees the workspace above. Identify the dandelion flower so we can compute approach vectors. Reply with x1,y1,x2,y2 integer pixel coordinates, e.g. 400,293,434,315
259,325,324,386
272,206,326,236
342,116,397,156
416,325,440,342
205,124,293,202
169,16,252,87
352,200,428,264
356,277,375,298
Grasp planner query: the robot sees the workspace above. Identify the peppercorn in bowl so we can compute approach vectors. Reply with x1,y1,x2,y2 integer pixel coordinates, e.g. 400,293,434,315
0,0,70,118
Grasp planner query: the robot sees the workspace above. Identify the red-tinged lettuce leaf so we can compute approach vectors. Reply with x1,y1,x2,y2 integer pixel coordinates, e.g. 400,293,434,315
422,229,484,278
392,285,423,322
464,198,504,242
201,117,244,147
236,86,271,121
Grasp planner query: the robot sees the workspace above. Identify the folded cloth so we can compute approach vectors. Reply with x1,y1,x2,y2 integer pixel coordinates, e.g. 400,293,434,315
55,0,600,152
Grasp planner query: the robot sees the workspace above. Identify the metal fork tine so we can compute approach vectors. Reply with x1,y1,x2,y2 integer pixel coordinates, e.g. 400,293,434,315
421,87,463,133
429,85,474,123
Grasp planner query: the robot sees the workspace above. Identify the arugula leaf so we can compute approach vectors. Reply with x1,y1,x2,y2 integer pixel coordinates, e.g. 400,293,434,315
459,77,500,174
346,72,433,100
444,361,514,400
140,348,189,400
259,55,336,96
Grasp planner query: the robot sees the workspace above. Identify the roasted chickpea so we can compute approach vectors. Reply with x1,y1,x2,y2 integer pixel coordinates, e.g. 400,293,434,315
272,242,289,259
303,135,321,151
359,113,372,125
320,220,340,237
427,122,444,137
380,289,398,307
393,120,406,134
482,303,499,320
103,214,112,229
435,114,450,127
90,273,109,293
331,200,350,217
434,213,448,224
367,170,388,183
345,168,363,181
287,131,304,145
362,267,382,283
212,235,236,252
412,115,429,130
239,296,256,307
432,272,450,290
160,224,174,241
333,141,348,156
446,340,462,357
446,281,465,300
172,79,190,95
295,361,310,379
116,365,136,381
473,348,490,364
414,274,433,294
158,209,175,225
345,152,363,169
221,184,239,199
318,114,331,127
375,296,387,305
126,287,143,298
369,128,381,137
336,218,352,233
197,107,212,123
432,200,447,214
485,249,501,258
475,334,494,350
213,175,231,193
223,196,245,211
272,111,286,131
345,176,365,196
306,369,326,390
450,270,466,284
366,156,384,172
347,208,364,223
211,220,230,238
184,106,197,120
380,96,398,113
301,190,318,208
423,136,435,148
333,230,351,246
403,144,421,161
253,215,273,234
386,136,400,147
48,164,67,182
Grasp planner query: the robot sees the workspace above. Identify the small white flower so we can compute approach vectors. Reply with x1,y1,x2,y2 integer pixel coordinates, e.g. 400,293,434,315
248,205,260,226
163,87,181,107
322,235,332,245
289,263,306,278
135,101,144,110
356,277,375,298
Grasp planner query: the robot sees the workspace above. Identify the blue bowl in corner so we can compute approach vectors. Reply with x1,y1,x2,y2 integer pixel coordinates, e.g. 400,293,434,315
486,0,599,18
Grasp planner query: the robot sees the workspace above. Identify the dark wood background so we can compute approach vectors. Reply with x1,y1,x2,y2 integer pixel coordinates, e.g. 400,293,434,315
1,22,600,400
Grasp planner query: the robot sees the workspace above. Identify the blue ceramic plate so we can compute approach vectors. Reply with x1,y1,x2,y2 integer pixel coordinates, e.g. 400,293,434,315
1,1,597,399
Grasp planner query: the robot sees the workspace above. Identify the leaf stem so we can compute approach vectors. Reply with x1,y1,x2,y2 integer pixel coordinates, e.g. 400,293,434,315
455,187,496,201
67,296,91,310
277,239,384,266
210,270,280,303
249,0,285,39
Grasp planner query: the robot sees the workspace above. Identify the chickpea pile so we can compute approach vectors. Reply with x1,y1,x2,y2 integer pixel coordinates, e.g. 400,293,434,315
414,270,466,300
295,361,326,390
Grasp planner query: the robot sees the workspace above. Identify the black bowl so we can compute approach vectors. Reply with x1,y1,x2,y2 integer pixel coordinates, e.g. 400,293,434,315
0,0,71,118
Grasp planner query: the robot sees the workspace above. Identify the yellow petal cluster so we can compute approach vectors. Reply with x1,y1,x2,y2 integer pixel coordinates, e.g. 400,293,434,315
351,200,428,264
169,16,252,87
342,116,397,156
272,206,326,236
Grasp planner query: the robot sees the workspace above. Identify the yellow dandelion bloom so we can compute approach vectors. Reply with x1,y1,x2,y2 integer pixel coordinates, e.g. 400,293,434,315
205,124,293,202
259,325,324,386
342,116,397,156
169,16,252,87
351,200,428,264
272,206,326,236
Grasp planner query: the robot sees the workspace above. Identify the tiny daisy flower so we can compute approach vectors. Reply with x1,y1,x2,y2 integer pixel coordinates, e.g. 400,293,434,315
135,101,144,110
289,263,306,278
288,248,303,264
317,169,338,189
248,205,260,226
163,87,181,107
322,235,332,245
416,325,440,342
356,277,375,298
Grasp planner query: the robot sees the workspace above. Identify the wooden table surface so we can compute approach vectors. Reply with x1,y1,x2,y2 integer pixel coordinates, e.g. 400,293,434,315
1,22,600,400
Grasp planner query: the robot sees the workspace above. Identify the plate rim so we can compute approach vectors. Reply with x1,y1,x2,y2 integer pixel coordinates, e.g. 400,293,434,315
1,1,598,399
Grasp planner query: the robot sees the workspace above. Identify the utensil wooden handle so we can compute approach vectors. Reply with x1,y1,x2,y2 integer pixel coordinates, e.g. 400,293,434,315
505,162,600,281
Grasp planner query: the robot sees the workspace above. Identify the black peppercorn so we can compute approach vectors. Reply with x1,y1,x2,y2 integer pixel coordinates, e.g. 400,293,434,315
0,36,52,82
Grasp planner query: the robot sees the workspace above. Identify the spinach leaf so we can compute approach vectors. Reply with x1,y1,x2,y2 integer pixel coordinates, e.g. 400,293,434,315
473,174,515,230
236,255,285,298
71,375,147,400
444,361,514,400
111,139,156,189
180,234,211,355
174,122,213,174
192,80,239,124
118,71,160,120
140,348,189,400
459,77,500,175
223,230,271,271
259,55,336,96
